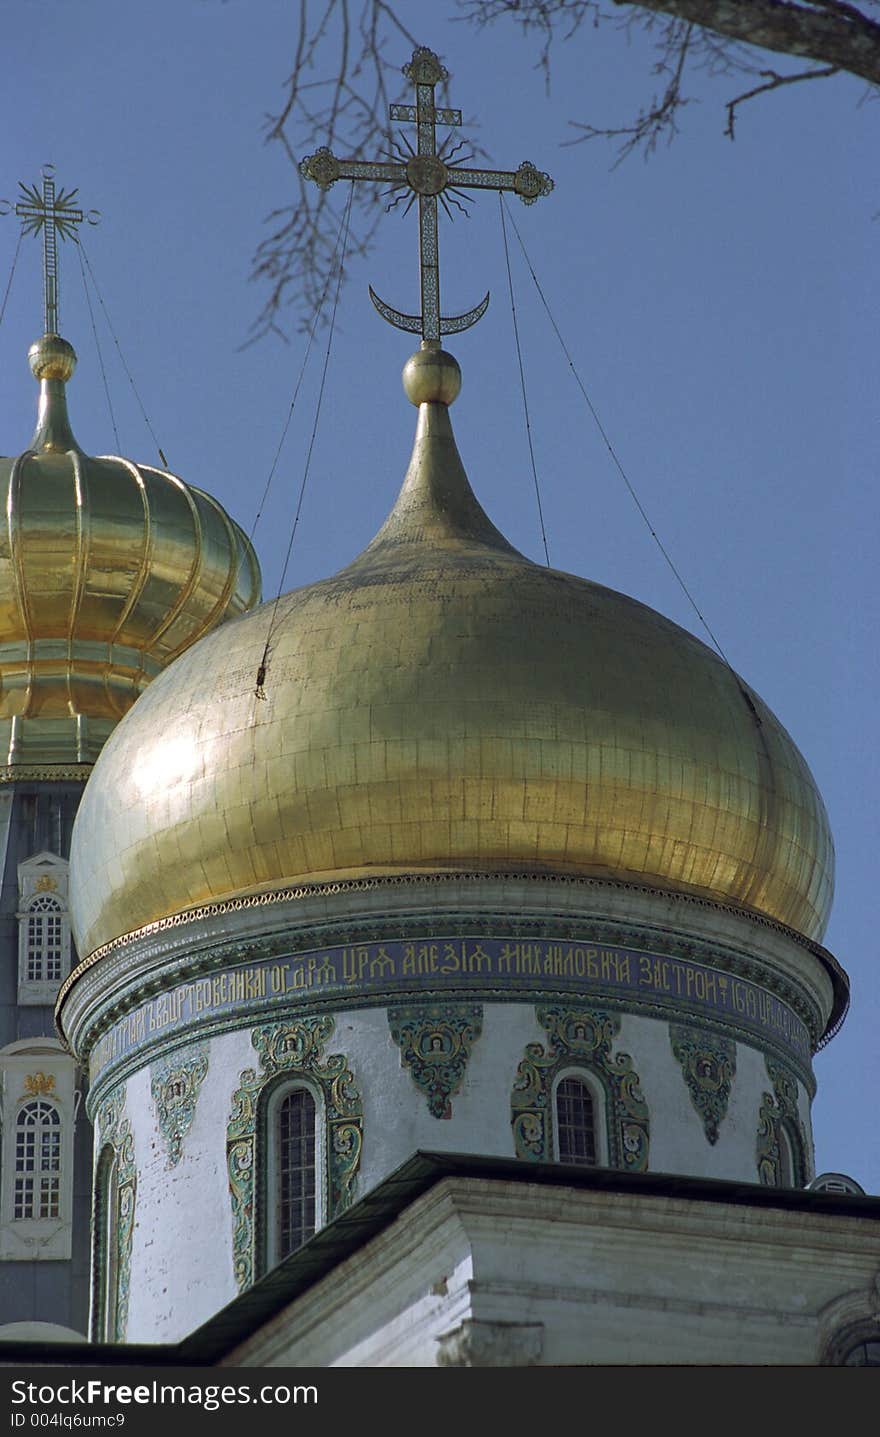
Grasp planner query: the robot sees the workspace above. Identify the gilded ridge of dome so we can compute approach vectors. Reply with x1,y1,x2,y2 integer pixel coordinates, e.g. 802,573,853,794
0,333,261,772
68,345,834,960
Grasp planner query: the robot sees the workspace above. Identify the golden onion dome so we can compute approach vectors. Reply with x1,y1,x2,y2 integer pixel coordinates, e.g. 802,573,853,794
68,343,833,960
0,334,261,773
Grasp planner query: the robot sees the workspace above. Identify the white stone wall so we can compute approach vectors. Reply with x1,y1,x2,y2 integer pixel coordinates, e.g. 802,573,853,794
114,1001,815,1342
114,1028,252,1342
617,1015,795,1181
221,1180,880,1367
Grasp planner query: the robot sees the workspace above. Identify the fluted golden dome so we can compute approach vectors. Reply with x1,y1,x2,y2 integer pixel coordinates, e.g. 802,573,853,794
0,335,261,771
68,345,833,960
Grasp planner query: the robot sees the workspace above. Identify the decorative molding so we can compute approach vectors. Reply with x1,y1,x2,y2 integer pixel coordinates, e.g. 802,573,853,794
436,1319,544,1367
669,1024,736,1145
18,850,72,1006
389,1003,483,1118
227,1015,363,1292
0,765,92,783
818,1271,880,1364
149,1044,209,1167
95,1087,136,1342
80,920,820,1104
23,1072,56,1097
58,866,845,1022
511,1006,650,1172
756,1057,809,1186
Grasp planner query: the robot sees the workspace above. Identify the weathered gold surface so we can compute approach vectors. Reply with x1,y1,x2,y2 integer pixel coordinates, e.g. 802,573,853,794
69,353,834,957
0,339,261,769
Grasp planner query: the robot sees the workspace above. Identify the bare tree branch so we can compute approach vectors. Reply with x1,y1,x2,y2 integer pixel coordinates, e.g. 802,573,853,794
564,19,695,160
724,62,839,138
252,0,880,336
614,0,880,86
247,0,421,341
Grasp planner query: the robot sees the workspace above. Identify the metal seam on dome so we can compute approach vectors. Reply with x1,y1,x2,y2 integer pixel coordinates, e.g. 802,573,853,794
241,530,261,608
104,455,153,646
8,453,35,661
729,681,781,919
68,445,89,670
162,485,237,664
134,467,205,654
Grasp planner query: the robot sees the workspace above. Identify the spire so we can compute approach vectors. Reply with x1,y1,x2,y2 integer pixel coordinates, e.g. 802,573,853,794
354,340,522,565
27,333,80,454
1,167,99,454
298,46,554,569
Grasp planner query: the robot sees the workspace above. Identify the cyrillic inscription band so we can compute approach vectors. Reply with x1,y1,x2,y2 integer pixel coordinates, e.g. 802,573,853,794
89,936,810,1084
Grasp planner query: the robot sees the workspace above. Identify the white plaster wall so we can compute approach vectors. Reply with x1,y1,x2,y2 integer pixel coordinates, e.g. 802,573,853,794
615,1014,799,1183
117,999,816,1342
124,1026,254,1343
224,1181,880,1368
334,1003,545,1195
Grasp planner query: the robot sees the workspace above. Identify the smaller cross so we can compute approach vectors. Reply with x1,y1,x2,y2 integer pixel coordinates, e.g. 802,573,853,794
2,166,99,335
300,47,553,342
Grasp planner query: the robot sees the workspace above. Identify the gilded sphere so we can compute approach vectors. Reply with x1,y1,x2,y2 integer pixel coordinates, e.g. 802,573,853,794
69,398,834,959
28,333,77,382
403,346,462,407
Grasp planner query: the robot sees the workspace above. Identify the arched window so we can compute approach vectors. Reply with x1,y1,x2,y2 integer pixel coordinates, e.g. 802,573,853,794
778,1124,796,1188
274,1088,317,1262
0,1041,78,1261
555,1075,598,1166
17,856,72,1003
93,1146,119,1341
25,895,66,983
14,1100,61,1219
843,1340,880,1367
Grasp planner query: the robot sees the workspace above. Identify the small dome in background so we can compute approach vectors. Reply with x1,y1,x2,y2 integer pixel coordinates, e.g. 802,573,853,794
0,333,261,772
68,345,834,962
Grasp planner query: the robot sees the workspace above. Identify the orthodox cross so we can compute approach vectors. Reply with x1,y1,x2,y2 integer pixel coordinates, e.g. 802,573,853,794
1,166,99,334
300,47,553,342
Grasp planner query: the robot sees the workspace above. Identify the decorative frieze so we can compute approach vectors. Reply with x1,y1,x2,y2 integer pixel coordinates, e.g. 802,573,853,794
95,1087,136,1342
389,1003,483,1118
511,1006,649,1172
85,931,815,1095
227,1015,363,1292
670,1024,736,1145
756,1057,809,1186
149,1044,209,1167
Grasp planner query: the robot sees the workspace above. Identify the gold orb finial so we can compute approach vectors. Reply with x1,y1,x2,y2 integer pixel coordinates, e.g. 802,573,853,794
402,343,461,407
28,333,77,382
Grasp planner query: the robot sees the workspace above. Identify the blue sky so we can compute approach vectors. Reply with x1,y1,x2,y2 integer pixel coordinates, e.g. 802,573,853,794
2,1,877,1190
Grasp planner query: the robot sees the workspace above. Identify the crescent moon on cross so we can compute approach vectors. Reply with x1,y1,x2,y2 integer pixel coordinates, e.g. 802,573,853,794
369,286,491,337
